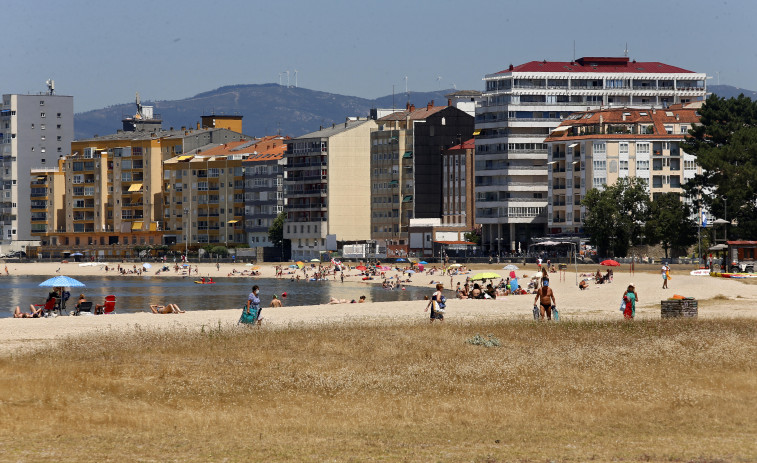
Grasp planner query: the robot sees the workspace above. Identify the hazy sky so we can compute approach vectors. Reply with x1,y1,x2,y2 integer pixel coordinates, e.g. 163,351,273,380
5,0,754,112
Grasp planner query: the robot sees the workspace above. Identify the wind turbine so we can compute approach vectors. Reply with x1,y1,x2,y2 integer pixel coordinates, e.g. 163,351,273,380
285,70,290,88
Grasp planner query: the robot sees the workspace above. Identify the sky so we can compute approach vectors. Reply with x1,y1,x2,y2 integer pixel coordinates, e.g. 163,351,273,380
4,0,755,112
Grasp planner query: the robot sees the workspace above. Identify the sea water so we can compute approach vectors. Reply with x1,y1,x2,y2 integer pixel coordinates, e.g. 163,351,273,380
1,275,432,318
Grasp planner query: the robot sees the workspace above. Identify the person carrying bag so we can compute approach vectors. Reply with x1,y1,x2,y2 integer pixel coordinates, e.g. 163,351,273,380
240,285,262,326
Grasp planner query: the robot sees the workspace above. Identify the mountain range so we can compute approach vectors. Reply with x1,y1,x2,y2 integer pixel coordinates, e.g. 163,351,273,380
72,84,755,140
73,84,458,140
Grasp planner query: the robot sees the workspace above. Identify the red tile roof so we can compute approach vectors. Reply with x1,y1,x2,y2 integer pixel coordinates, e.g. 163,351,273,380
544,107,699,142
496,57,696,75
448,138,475,150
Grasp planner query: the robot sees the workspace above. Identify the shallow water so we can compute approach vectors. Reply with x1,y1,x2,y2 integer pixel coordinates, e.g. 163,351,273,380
1,275,432,318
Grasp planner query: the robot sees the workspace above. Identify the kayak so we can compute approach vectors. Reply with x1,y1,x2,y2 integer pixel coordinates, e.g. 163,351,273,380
194,281,216,284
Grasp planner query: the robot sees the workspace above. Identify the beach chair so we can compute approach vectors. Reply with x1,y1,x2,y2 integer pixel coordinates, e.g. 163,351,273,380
35,297,57,317
74,301,93,316
101,295,116,315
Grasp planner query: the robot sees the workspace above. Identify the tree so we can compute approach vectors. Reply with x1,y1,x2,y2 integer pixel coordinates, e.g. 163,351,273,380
464,231,481,245
268,211,287,247
582,177,651,257
682,94,757,237
644,193,697,258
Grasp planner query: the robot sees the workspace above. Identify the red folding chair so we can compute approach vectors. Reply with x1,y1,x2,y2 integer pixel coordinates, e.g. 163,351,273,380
101,295,116,315
35,297,57,317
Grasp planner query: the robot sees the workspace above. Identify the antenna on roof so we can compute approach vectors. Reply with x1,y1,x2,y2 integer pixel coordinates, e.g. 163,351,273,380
572,40,575,62
624,42,629,57
45,79,55,95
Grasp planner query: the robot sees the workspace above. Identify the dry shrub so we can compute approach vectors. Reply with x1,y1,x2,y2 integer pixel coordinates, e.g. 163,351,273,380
1,319,755,462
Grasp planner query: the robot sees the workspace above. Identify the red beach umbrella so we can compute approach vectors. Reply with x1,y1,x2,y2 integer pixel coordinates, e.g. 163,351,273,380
600,259,621,267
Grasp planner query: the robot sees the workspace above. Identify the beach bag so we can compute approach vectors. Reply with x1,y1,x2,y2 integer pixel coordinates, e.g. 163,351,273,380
620,297,627,312
532,305,539,320
433,300,445,314
438,295,446,310
552,306,559,321
239,305,259,325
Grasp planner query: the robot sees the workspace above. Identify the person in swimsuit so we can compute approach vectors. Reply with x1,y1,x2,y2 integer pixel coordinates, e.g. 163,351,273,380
533,278,556,320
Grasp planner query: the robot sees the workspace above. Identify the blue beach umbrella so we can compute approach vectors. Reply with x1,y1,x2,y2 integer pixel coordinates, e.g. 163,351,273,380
39,275,86,288
419,261,428,265
396,258,407,262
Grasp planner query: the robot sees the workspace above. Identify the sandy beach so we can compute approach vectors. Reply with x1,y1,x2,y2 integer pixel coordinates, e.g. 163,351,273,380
1,260,756,355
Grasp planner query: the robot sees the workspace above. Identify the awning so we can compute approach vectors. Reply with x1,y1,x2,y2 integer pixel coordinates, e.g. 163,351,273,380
127,183,143,192
176,155,194,161
131,221,143,231
389,180,398,185
148,222,158,231
227,220,239,224
552,125,571,132
568,143,578,148
402,195,413,203
472,129,481,136
403,151,413,158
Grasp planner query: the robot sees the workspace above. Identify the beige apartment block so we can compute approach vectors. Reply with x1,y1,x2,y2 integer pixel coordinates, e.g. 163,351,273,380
29,157,66,242
285,118,376,261
544,104,701,235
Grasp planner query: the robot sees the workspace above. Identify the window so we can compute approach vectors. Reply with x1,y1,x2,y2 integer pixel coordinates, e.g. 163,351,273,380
593,177,606,188
57,113,61,118
592,142,606,154
592,160,606,170
40,124,45,130
636,160,650,170
619,142,628,155
636,143,650,155
40,100,45,106
40,112,46,118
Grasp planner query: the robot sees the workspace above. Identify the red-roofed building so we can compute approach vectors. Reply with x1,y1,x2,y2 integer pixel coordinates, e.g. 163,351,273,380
162,136,289,252
544,105,702,236
475,56,707,255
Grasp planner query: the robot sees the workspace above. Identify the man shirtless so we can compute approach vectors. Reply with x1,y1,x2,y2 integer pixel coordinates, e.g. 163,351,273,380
533,278,556,320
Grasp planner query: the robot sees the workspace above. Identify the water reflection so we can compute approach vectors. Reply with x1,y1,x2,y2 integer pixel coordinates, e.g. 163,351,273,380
1,276,432,318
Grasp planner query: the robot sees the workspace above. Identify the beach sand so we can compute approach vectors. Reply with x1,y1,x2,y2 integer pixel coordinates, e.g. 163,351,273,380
1,260,756,355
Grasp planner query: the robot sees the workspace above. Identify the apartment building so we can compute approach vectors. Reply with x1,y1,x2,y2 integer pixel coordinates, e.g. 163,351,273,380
241,137,287,249
370,103,473,256
30,125,247,258
0,85,73,252
162,150,247,249
284,118,376,261
476,56,707,254
544,104,701,235
29,158,67,246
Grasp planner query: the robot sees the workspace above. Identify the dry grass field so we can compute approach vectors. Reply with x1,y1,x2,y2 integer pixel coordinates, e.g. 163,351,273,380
1,319,755,462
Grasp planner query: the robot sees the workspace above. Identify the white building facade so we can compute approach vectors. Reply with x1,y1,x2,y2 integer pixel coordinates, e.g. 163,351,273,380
475,56,706,255
1,86,74,252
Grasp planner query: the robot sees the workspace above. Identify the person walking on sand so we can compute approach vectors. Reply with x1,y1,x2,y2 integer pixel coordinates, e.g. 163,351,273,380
662,263,670,289
424,283,445,323
622,284,638,319
533,278,556,320
240,285,262,325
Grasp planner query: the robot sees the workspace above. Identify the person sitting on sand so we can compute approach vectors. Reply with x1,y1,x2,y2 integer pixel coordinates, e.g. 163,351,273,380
150,304,186,314
270,295,283,307
579,279,589,290
329,297,348,304
14,305,43,318
359,295,366,303
469,283,483,299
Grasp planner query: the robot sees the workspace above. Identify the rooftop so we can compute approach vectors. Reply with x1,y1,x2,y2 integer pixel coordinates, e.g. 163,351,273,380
165,136,289,164
447,138,475,151
294,118,374,139
378,103,448,122
544,106,700,142
493,56,698,76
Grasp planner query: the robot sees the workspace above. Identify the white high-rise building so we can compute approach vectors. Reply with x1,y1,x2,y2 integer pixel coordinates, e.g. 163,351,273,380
1,83,74,252
475,56,706,255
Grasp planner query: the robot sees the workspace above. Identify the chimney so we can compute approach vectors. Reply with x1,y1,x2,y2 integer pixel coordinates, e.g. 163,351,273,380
675,114,680,121
447,98,452,106
428,100,434,110
409,104,415,112
599,115,603,125
196,122,200,130
181,126,186,131
169,127,173,131
406,102,410,110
